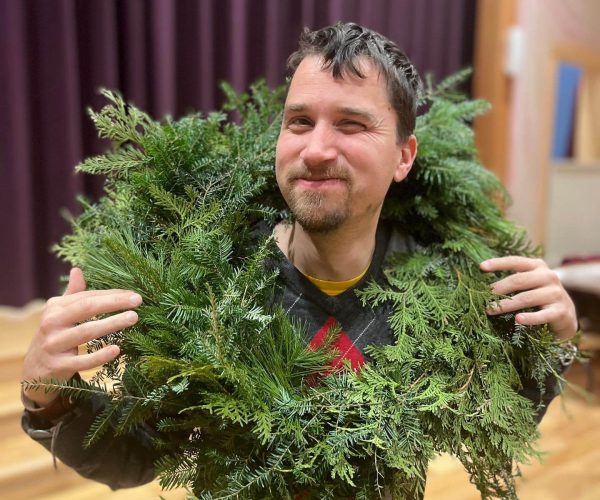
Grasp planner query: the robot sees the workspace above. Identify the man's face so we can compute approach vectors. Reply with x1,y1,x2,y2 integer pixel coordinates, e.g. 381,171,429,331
275,55,415,233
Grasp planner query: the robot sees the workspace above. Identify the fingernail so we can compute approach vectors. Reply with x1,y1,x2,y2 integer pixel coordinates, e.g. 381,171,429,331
125,311,138,323
129,294,143,305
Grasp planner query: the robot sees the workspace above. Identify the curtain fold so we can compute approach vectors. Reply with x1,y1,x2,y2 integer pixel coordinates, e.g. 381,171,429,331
0,0,476,306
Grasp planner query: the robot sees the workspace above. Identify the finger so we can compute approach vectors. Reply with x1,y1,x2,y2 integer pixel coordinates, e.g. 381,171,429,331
480,256,545,273
55,288,137,308
486,289,551,315
68,345,121,373
489,269,551,295
52,310,139,352
514,309,561,327
64,268,87,295
47,292,143,328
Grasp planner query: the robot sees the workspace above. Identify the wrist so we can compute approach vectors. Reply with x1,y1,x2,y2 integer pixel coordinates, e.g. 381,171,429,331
22,389,59,409
21,373,81,422
22,392,76,422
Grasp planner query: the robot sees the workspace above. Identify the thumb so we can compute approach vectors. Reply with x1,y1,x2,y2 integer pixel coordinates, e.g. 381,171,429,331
64,267,87,295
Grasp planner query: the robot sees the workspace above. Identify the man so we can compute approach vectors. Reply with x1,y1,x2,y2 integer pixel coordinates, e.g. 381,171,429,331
21,22,577,493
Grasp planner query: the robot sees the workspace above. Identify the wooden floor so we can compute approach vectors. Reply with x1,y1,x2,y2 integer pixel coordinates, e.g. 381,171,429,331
425,361,600,500
2,302,599,499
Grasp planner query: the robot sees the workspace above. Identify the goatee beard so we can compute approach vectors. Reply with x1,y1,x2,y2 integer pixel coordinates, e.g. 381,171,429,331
286,187,351,234
278,164,352,233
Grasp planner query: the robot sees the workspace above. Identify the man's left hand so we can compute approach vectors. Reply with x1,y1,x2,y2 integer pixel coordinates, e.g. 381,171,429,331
480,256,577,341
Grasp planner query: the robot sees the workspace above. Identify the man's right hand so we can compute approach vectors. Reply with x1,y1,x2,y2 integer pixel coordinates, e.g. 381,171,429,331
21,267,142,408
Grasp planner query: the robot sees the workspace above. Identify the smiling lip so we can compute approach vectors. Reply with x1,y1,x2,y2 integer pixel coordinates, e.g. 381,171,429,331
294,178,346,189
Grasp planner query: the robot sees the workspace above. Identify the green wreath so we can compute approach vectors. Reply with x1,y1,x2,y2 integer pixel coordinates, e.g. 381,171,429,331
30,72,570,499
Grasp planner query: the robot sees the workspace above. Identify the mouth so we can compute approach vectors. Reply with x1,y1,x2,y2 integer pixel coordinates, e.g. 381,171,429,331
293,177,347,190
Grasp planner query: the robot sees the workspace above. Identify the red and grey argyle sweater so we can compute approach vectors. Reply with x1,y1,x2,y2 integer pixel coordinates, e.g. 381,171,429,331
271,220,414,368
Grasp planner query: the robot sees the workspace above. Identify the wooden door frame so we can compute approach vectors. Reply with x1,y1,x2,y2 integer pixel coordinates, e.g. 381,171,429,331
472,0,517,184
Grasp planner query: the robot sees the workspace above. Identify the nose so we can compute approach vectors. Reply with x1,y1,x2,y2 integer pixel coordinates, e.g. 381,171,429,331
300,123,338,167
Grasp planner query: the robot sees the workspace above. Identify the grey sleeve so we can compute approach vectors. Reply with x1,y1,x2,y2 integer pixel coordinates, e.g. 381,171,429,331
519,361,570,424
21,395,158,490
520,341,578,423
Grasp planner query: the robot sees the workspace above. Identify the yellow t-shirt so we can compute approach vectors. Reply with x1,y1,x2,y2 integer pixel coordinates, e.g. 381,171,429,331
304,266,369,297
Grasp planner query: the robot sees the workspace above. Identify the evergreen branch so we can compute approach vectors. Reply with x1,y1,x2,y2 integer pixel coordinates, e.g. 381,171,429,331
51,74,567,499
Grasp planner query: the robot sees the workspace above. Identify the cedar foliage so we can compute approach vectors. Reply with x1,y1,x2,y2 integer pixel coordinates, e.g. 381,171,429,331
26,73,571,499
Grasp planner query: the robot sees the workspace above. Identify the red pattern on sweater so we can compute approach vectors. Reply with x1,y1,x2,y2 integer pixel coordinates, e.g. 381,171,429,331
308,316,365,371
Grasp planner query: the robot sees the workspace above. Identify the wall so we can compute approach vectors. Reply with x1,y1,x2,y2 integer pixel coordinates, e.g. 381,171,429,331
507,0,600,259
545,165,600,265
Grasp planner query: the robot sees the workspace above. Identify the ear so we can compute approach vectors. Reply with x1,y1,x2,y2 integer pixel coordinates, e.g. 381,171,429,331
393,134,417,183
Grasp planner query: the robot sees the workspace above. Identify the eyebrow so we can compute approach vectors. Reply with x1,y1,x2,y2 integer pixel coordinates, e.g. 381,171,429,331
338,106,376,123
284,103,307,113
284,104,376,123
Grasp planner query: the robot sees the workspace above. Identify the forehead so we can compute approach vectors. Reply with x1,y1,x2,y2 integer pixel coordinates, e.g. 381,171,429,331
286,56,392,111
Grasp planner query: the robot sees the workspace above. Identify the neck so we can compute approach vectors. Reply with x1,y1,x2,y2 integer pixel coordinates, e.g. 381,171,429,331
274,217,378,281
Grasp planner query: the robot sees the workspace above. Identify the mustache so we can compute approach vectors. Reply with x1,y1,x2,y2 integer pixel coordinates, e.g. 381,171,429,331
286,166,350,182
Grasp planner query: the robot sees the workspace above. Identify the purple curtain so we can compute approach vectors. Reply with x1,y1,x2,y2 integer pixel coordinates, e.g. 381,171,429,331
0,0,476,306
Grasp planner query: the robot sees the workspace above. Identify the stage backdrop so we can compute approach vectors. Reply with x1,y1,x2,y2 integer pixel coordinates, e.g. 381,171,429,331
0,0,476,306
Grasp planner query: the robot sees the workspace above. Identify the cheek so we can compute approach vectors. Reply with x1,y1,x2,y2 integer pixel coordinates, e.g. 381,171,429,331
276,130,294,151
275,136,283,164
274,160,284,189
275,135,303,174
356,179,390,204
274,139,285,180
351,161,395,202
274,152,289,191
277,131,308,157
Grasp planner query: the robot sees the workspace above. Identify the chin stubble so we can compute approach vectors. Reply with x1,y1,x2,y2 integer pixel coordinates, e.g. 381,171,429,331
286,183,351,234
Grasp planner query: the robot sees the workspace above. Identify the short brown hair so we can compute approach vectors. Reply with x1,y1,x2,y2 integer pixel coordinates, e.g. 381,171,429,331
287,22,422,143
